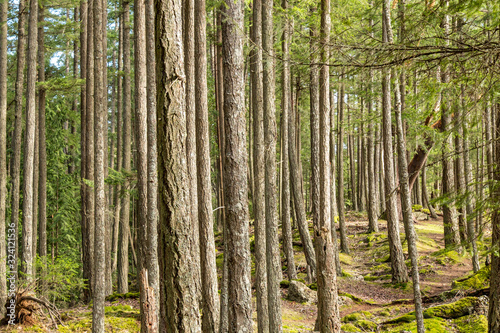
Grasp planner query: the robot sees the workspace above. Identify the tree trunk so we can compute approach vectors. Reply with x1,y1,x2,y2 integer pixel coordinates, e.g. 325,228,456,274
92,0,106,328
440,4,460,249
488,103,500,333
184,0,201,303
0,0,7,309
21,0,39,283
422,163,437,219
10,0,28,278
118,0,131,294
155,0,201,329
337,78,349,254
146,0,160,327
316,0,341,330
221,0,253,330
133,0,153,329
195,0,220,330
382,0,408,283
85,0,95,297
250,0,269,330
37,2,47,295
262,0,281,330
289,76,317,278
330,89,341,277
281,0,296,282
367,66,378,232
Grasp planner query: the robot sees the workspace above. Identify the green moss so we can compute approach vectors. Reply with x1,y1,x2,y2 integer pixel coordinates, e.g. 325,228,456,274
361,311,373,319
385,317,449,332
342,269,353,277
342,312,365,322
412,204,423,211
379,308,391,317
356,319,377,330
339,253,354,266
453,314,488,333
308,282,317,291
216,253,224,268
249,235,255,252
280,280,290,288
431,249,463,265
371,263,390,271
105,292,140,302
386,313,416,324
452,265,491,290
423,297,477,319
375,254,391,263
341,323,361,332
422,208,430,215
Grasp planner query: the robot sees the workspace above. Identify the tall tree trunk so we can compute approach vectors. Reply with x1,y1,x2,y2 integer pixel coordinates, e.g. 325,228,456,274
79,0,89,301
330,89,341,276
145,0,159,327
37,2,47,295
262,0,281,330
156,0,201,331
316,0,341,330
394,4,423,328
92,0,106,328
455,101,467,244
462,85,479,272
441,2,460,249
382,0,408,283
85,0,95,297
421,163,437,219
289,77,317,278
184,0,201,303
488,103,500,333
367,67,378,232
118,0,131,294
0,0,7,308
250,0,269,330
337,79,349,254
281,0,296,281
221,0,253,330
133,0,152,329
21,0,39,283
195,1,219,331
112,12,123,275
10,0,28,277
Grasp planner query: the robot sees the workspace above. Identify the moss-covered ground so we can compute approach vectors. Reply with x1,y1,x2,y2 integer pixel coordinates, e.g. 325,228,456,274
0,215,490,332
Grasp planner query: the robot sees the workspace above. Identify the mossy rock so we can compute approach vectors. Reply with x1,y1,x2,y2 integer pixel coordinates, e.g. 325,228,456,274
453,314,488,332
342,312,365,323
280,280,290,288
452,265,490,290
342,269,353,277
385,317,449,332
356,319,377,330
307,282,317,291
423,297,478,319
431,249,463,265
412,204,423,211
341,323,361,332
339,253,354,265
375,254,391,263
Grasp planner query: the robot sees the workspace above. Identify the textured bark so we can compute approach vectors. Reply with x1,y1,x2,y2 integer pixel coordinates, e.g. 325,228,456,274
21,0,39,283
118,0,131,294
462,85,479,273
222,0,253,330
394,5,424,324
262,0,281,330
330,89,341,277
367,67,378,232
10,0,28,274
454,104,467,244
146,0,160,327
184,0,201,301
133,0,152,329
289,78,317,278
310,17,320,240
0,0,7,309
316,0,341,330
85,0,95,296
195,2,220,330
441,5,460,249
92,0,106,328
489,105,500,333
382,0,408,284
250,0,269,329
337,79,349,254
281,0,296,282
112,13,123,275
155,0,201,330
37,2,47,295
421,163,437,219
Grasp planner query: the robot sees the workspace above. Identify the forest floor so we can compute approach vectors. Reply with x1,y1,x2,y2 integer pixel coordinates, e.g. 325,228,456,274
0,211,492,332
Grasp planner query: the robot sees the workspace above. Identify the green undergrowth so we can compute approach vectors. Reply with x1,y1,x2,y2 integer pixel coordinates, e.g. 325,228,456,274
105,292,140,302
453,314,488,332
384,317,450,332
59,305,139,332
341,311,377,332
452,265,490,290
431,248,464,265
